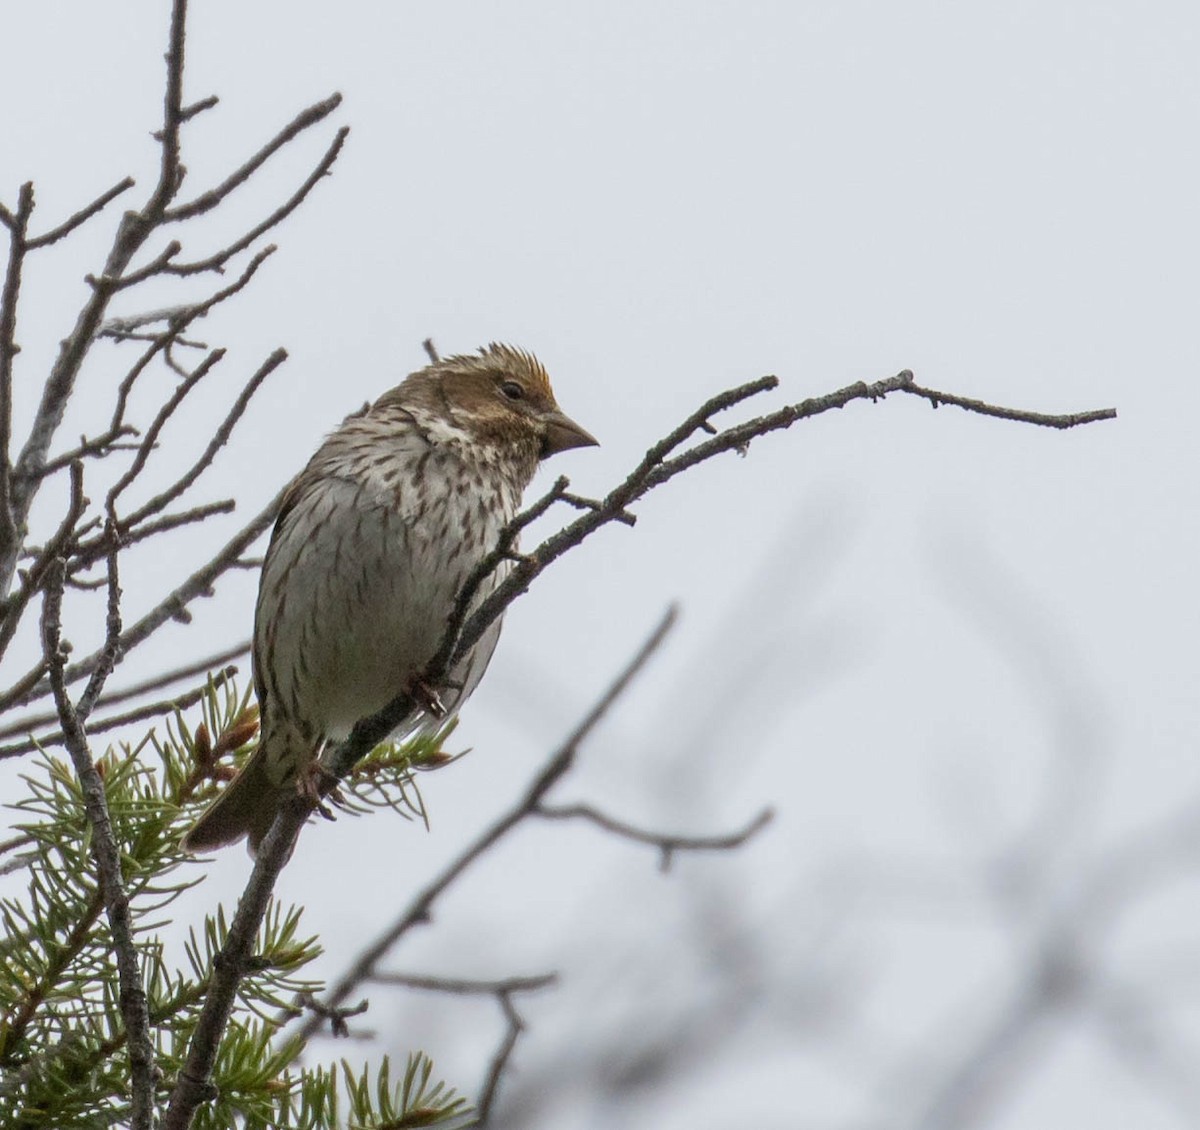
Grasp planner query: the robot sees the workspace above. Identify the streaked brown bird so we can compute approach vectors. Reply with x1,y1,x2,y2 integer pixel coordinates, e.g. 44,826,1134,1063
183,344,596,853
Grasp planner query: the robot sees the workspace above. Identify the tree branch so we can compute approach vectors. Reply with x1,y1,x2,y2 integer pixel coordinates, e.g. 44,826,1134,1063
0,460,86,665
534,803,774,873
372,970,559,1121
26,177,137,249
446,371,1116,687
105,348,227,515
40,560,155,1130
0,662,239,761
4,494,278,712
162,93,343,222
0,638,246,742
163,127,349,276
0,183,33,587
118,349,286,529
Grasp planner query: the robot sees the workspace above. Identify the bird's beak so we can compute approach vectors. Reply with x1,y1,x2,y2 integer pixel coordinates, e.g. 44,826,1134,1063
541,409,599,457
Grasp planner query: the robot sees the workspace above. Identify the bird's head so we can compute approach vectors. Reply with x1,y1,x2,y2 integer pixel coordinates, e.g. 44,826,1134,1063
392,343,597,461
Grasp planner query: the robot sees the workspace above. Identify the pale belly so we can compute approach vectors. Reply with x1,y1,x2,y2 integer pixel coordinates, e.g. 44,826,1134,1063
256,473,510,741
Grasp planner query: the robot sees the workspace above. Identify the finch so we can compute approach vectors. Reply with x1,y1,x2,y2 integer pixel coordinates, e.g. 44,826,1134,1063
183,344,596,852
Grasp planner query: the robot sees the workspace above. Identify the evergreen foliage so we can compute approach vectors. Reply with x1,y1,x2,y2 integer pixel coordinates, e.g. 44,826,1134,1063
0,679,469,1129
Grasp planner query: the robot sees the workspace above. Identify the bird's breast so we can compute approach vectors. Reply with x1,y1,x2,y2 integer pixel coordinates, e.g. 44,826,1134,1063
255,448,522,741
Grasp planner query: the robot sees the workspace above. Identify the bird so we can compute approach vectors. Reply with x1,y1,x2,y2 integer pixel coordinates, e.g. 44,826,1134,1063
182,343,597,853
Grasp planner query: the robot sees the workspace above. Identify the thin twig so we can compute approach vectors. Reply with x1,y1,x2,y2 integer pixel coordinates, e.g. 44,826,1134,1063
106,240,182,290
34,425,141,479
902,375,1117,428
0,461,86,665
0,659,48,715
70,498,236,572
76,535,124,721
6,494,278,711
177,94,220,124
105,349,227,515
0,639,247,741
375,968,563,1116
478,991,528,1123
164,127,349,276
0,663,239,760
373,972,559,997
290,993,369,1039
26,177,136,250
0,183,33,591
535,803,774,873
40,561,155,1130
146,0,188,219
3,0,188,597
163,93,343,222
119,349,287,528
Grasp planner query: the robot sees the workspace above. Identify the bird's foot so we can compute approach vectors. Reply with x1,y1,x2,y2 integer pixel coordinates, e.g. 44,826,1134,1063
295,759,339,805
408,677,448,719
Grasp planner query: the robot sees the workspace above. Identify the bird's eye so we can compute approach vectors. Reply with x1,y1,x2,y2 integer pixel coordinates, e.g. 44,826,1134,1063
500,380,525,401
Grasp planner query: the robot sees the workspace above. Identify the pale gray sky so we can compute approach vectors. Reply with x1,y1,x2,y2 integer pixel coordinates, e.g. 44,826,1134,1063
3,2,1198,1127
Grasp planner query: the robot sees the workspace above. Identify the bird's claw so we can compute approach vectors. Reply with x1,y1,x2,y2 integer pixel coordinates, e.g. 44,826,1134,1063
409,677,447,719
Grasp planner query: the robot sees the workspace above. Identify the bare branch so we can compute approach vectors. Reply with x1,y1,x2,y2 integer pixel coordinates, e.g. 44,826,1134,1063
0,659,48,715
1,0,193,591
5,494,277,713
373,972,559,997
27,177,136,250
146,0,189,219
162,93,343,222
372,972,559,1121
164,127,349,276
0,662,239,761
0,183,33,581
71,498,235,571
34,425,141,479
164,788,307,1127
64,494,278,691
0,461,86,665
0,639,247,742
901,373,1117,429
105,240,183,290
105,349,227,514
0,0,327,601
103,245,276,399
535,803,774,873
479,991,530,1124
177,94,219,124
167,366,1114,1122
168,611,679,1130
75,534,124,721
119,349,287,528
445,371,1116,691
289,992,369,1039
40,561,154,1130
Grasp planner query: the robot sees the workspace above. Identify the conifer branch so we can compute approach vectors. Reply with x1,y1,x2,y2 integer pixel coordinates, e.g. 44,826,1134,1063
40,560,155,1130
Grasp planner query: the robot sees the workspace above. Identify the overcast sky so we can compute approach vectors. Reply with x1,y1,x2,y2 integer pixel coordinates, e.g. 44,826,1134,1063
3,3,1199,1127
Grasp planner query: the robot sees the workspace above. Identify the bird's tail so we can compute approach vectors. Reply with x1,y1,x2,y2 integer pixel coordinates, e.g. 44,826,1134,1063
181,745,289,856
